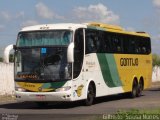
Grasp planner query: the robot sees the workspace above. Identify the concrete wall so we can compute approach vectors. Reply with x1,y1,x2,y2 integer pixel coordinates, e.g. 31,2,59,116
152,66,160,82
0,63,160,95
0,62,14,95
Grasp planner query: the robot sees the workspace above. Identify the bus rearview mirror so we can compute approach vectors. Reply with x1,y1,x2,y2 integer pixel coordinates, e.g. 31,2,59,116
3,44,14,64
67,42,74,63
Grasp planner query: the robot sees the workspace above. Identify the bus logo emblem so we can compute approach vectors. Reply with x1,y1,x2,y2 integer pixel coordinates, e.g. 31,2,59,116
38,87,42,92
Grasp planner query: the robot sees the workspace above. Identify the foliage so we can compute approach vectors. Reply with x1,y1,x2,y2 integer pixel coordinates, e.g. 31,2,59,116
101,109,160,120
152,54,160,67
9,54,14,62
0,57,3,62
0,54,14,63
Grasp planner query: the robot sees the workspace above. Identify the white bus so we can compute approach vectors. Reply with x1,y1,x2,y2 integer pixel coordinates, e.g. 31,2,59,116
4,22,152,106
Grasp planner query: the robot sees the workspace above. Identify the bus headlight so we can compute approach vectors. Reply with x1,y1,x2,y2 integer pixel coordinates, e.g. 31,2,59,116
55,86,71,92
15,87,26,92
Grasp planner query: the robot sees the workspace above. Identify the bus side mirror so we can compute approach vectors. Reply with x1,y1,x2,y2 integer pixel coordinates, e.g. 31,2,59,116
67,42,74,63
3,44,14,64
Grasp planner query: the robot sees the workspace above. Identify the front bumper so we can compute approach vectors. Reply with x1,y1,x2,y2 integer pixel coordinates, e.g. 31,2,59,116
15,91,72,102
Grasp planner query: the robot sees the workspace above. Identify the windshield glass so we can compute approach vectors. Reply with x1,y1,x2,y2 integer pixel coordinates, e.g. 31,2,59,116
17,30,72,47
15,47,72,81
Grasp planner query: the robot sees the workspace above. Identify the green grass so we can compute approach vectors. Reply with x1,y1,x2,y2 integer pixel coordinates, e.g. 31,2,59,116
117,108,160,114
96,109,160,120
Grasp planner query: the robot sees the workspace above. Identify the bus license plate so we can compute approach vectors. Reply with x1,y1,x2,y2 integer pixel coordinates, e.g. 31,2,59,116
36,95,46,100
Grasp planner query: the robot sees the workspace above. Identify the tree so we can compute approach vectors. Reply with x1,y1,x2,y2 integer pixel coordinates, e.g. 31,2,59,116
152,54,160,67
9,54,14,62
0,57,3,62
0,54,14,63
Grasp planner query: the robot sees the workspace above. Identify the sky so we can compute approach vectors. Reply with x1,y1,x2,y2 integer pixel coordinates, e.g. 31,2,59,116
0,0,160,55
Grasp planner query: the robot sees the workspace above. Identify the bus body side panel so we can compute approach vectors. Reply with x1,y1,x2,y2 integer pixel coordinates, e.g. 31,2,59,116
95,53,124,97
114,54,152,92
71,53,124,101
73,52,152,100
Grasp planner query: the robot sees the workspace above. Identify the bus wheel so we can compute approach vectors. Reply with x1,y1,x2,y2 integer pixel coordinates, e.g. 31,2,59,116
131,80,138,98
85,83,95,106
137,80,143,97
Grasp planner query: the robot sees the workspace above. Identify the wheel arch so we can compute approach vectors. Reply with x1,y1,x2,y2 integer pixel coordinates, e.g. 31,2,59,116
132,76,138,87
139,76,144,90
130,76,138,98
132,75,138,82
85,80,96,99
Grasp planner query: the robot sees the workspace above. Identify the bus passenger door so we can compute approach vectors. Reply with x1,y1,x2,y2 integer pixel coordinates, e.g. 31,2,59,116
73,28,84,79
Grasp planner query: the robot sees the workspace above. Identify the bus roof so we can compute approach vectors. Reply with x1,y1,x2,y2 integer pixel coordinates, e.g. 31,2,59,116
20,22,150,37
21,23,87,32
87,22,150,37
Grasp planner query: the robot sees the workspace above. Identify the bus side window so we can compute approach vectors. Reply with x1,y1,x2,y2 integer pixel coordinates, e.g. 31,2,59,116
95,34,101,52
85,29,97,54
111,34,122,53
86,35,94,53
103,32,111,53
134,37,141,54
120,35,124,53
97,31,105,53
146,38,151,54
129,38,136,54
116,35,122,53
139,38,150,54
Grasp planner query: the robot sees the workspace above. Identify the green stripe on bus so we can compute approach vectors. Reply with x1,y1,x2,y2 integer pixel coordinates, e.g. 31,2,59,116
97,54,122,87
106,54,122,87
97,54,115,87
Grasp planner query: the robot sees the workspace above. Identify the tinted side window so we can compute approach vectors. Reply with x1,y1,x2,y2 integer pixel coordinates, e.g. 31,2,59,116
112,34,123,53
123,35,129,54
85,29,151,55
136,37,151,54
103,32,111,53
145,38,151,54
85,29,99,54
122,36,151,55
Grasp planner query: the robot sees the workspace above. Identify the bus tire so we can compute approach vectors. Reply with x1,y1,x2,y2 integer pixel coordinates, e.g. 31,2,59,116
130,80,138,98
85,83,95,106
137,79,143,97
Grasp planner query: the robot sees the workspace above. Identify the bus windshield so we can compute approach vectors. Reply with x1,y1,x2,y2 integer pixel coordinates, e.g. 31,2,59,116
15,30,72,81
17,30,72,47
15,47,72,81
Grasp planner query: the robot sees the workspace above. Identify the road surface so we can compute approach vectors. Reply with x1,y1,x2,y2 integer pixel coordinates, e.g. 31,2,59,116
0,87,160,120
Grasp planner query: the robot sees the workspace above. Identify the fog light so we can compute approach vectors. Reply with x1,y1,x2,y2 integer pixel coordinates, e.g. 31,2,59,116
16,87,26,92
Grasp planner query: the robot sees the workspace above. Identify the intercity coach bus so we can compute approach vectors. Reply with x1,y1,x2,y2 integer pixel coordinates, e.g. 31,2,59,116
4,22,152,106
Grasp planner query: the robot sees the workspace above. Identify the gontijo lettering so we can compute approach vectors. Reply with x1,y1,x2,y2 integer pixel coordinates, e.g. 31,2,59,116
120,58,138,66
